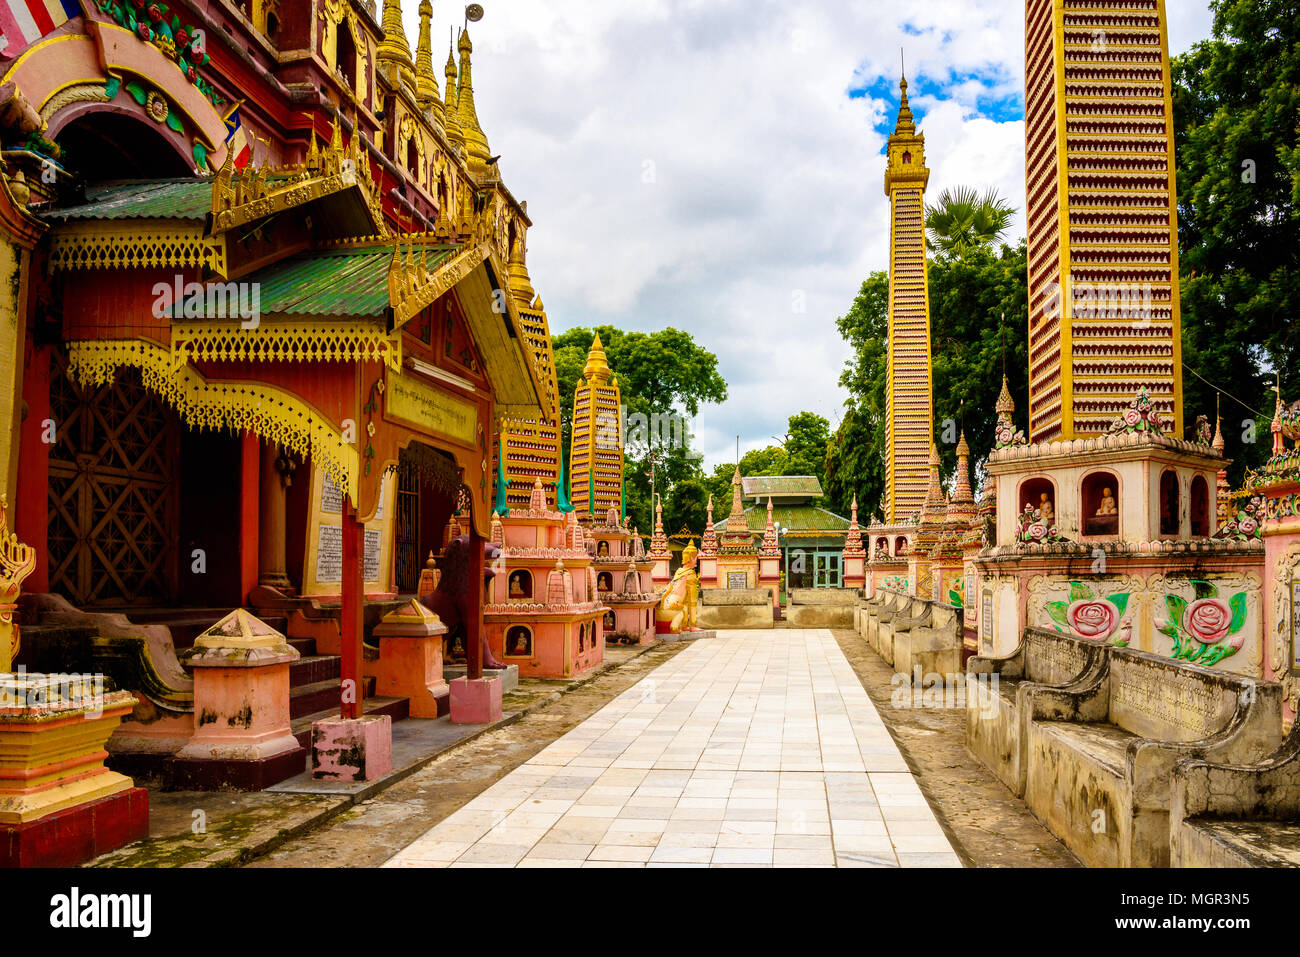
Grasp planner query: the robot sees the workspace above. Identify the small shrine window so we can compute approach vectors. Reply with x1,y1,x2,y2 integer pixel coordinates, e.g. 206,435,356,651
1191,475,1211,537
902,150,912,164
337,21,357,92
597,572,613,592
1081,472,1120,537
1018,477,1057,526
505,625,532,658
603,611,615,630
895,536,908,556
507,569,532,600
876,537,888,555
406,136,420,180
1160,470,1181,536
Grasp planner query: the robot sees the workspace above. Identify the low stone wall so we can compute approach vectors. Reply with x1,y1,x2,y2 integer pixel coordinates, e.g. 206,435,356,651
786,588,858,628
1171,724,1300,866
699,588,773,630
966,628,1108,799
857,591,961,677
1008,641,1283,867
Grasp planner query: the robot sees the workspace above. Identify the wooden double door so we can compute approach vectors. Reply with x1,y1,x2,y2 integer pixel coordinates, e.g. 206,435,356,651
45,357,180,607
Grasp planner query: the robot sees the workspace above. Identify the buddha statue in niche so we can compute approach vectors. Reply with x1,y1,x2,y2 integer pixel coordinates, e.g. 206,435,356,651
1097,488,1118,516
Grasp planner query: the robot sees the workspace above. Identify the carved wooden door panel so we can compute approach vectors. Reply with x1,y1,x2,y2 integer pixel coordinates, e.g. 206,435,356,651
394,459,421,593
46,356,179,607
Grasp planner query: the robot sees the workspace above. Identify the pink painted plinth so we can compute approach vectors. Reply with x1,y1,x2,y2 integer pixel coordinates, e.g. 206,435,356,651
449,676,503,725
311,715,392,782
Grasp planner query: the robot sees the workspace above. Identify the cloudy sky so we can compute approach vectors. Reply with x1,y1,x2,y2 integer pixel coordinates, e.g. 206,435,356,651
407,0,1216,469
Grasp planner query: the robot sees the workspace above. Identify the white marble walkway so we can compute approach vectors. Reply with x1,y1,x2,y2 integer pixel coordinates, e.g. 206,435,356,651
384,629,961,868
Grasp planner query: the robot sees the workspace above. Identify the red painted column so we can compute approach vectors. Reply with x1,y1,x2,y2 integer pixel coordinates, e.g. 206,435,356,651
340,501,365,720
238,432,260,604
467,524,483,682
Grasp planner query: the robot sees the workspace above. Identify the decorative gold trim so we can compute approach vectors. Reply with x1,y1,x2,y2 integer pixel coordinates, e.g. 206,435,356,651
171,321,402,372
49,222,227,275
211,119,386,237
387,238,488,330
40,80,111,123
65,338,358,502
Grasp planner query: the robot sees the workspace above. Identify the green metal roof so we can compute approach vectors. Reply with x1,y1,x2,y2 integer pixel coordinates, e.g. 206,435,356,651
42,179,215,222
742,476,824,499
247,243,460,318
712,504,850,537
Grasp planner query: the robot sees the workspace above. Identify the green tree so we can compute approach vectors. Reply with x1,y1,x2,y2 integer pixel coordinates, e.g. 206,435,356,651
1172,0,1299,481
779,412,832,486
924,186,1016,260
826,243,1031,516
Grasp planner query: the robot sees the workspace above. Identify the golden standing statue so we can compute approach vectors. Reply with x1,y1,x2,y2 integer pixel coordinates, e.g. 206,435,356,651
657,540,702,634
0,495,36,672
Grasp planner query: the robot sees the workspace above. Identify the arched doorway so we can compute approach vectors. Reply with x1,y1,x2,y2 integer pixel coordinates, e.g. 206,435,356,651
52,109,194,181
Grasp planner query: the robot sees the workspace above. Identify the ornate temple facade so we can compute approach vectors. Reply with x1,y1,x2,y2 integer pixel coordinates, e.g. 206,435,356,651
1024,0,1184,442
0,0,572,860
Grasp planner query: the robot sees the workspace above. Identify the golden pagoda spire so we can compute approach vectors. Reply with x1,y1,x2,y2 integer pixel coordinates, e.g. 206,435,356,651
996,376,1015,415
414,0,443,122
508,233,535,306
895,73,916,136
377,0,416,90
952,430,974,506
443,42,465,150
1212,395,1225,453
583,333,611,382
725,466,747,533
456,28,492,170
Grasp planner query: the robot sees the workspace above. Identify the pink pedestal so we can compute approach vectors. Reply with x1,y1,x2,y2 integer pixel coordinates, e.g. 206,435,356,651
449,676,503,725
311,715,393,782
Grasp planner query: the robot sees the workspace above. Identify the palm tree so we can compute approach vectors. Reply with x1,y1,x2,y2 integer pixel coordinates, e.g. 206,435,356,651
924,186,1016,260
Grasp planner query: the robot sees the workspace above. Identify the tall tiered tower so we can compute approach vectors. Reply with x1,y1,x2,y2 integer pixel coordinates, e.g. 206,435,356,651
569,334,624,516
501,237,563,510
1024,0,1184,441
883,75,934,523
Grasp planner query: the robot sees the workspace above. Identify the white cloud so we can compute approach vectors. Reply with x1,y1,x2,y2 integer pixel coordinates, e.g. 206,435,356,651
407,0,1215,469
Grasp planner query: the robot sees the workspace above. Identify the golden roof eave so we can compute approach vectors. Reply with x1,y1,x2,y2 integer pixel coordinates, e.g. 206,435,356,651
209,120,387,239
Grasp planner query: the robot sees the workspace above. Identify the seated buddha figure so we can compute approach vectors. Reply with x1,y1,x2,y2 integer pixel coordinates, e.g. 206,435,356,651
1038,492,1054,525
1097,488,1118,516
656,541,702,634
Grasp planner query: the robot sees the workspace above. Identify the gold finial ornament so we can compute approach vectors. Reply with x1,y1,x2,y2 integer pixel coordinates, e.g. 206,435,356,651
0,494,36,672
378,0,416,89
583,333,611,381
996,375,1015,415
456,28,492,170
415,0,443,120
444,42,465,150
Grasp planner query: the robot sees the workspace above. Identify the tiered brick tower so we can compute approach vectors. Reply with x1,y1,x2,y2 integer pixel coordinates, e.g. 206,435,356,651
569,334,624,517
1024,0,1184,441
503,242,562,510
883,75,934,522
